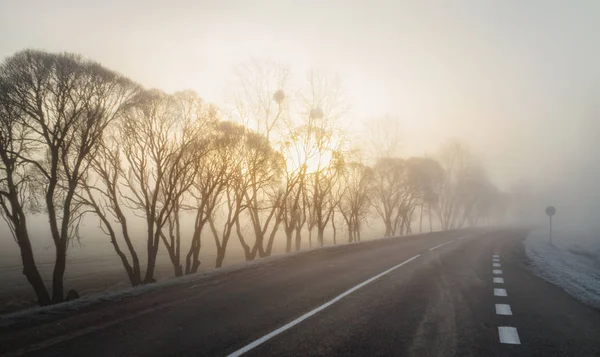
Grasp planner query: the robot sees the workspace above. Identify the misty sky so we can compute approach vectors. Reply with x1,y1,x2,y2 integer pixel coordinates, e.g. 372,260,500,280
1,0,599,219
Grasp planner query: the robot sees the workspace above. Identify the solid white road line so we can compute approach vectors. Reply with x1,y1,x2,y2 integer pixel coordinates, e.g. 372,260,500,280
495,304,513,315
493,277,505,284
498,326,521,344
494,288,508,297
429,241,454,251
493,269,503,275
225,254,422,357
493,262,501,268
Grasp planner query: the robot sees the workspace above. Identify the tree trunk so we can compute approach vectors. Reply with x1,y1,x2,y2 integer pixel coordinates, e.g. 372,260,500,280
144,247,157,283
419,204,424,233
144,236,160,283
174,264,183,277
144,222,161,283
185,218,205,274
51,245,66,303
20,239,51,305
216,247,226,268
332,218,337,245
318,227,325,247
428,202,433,232
294,227,302,251
285,229,293,253
110,238,138,285
1,167,52,305
264,219,282,256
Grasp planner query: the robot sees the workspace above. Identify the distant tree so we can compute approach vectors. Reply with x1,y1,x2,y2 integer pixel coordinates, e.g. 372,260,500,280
157,91,216,276
185,120,240,273
232,59,289,141
0,50,136,303
237,130,286,260
298,71,348,247
371,158,419,236
455,165,502,227
435,141,474,230
279,153,306,252
365,115,404,160
405,157,444,233
337,162,373,242
230,61,298,258
205,121,249,268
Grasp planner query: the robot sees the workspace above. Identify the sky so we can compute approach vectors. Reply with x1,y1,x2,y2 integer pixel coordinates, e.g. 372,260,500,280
1,0,599,206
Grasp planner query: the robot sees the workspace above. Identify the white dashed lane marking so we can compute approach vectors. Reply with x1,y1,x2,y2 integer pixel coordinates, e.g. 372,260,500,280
498,326,521,344
492,255,521,346
495,304,513,315
494,288,507,297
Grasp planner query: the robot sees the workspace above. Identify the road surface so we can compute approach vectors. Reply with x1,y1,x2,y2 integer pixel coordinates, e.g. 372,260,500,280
1,227,600,356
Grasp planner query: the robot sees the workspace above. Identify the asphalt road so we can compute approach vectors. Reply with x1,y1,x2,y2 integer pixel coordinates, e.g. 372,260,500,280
2,227,600,356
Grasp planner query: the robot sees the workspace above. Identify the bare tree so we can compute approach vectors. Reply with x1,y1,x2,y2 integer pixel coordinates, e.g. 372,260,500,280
185,120,238,272
236,129,285,260
279,159,306,252
157,91,215,276
371,158,420,236
202,121,248,268
297,71,348,247
435,141,475,230
279,132,309,251
104,89,206,282
232,59,289,141
224,61,291,259
405,157,444,233
80,90,213,282
454,163,501,228
0,50,136,303
364,115,404,160
79,138,143,286
337,162,373,242
0,73,51,305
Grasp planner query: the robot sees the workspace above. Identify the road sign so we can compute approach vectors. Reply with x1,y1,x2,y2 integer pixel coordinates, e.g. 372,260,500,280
546,206,556,244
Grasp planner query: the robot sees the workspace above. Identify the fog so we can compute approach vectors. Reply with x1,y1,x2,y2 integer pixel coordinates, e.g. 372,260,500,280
1,1,599,310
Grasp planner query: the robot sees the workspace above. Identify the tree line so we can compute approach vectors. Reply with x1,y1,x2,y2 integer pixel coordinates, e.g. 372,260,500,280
0,50,506,306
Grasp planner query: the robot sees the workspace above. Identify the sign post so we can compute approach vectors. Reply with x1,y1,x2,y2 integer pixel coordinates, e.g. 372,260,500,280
545,206,556,244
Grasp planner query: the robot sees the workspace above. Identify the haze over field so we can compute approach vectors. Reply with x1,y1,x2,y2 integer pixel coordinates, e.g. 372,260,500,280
1,0,599,312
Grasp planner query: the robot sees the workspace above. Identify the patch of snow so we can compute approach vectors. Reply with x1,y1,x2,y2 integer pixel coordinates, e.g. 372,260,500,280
525,228,600,309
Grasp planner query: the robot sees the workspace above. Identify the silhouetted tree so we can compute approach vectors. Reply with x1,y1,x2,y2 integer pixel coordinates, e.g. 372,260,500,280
237,130,286,260
371,158,419,236
337,162,373,242
435,141,474,230
0,50,136,303
405,157,444,233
